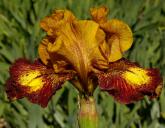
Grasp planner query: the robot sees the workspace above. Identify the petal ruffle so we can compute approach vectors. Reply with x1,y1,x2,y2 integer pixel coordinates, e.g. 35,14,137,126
40,9,76,36
101,19,133,52
38,36,74,73
90,7,133,62
97,58,163,104
90,6,108,24
6,59,74,107
99,19,133,62
38,37,52,65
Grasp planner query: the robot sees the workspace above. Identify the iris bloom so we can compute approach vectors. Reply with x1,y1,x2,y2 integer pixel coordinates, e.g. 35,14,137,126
6,7,163,108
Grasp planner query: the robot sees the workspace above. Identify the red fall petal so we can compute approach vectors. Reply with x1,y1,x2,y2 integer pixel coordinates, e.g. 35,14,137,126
6,59,74,107
98,58,163,104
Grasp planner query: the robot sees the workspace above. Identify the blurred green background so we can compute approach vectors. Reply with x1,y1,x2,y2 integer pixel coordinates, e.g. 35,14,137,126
0,0,165,128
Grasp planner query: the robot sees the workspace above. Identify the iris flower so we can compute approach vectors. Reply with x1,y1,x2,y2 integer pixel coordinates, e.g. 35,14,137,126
6,6,162,119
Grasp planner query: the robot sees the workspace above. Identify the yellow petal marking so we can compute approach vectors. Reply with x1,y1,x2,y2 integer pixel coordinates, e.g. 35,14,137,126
122,67,150,86
19,71,44,91
28,77,44,92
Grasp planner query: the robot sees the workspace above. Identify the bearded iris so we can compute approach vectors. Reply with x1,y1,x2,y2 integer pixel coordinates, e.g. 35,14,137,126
6,6,163,128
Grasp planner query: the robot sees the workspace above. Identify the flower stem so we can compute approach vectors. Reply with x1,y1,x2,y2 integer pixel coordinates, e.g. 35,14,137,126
78,96,98,128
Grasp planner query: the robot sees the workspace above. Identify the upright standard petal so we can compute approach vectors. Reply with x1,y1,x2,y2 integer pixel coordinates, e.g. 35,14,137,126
97,59,163,104
40,9,76,36
101,19,133,52
90,7,133,62
6,59,74,107
47,20,107,92
99,19,133,62
90,6,108,24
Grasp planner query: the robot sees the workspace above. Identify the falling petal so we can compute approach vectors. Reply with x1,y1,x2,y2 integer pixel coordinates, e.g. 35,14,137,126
98,58,163,104
6,59,74,107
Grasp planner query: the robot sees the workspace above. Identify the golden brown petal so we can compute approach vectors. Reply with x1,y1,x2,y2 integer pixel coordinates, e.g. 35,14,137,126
38,36,74,73
97,58,163,104
90,6,108,24
102,19,133,52
99,19,133,62
47,20,107,92
90,7,133,62
38,7,134,94
40,10,76,36
38,37,51,65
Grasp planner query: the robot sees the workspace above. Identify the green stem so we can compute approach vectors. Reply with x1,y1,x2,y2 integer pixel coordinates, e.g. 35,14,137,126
78,96,98,128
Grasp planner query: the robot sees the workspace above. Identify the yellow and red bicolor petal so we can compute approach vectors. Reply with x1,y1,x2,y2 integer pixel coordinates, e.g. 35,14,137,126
6,59,74,107
97,58,163,104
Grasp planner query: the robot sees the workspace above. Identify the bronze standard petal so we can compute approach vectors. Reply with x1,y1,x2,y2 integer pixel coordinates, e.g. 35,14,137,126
97,58,163,104
90,6,108,24
40,8,110,94
6,59,74,107
46,20,107,93
40,9,76,36
90,7,133,62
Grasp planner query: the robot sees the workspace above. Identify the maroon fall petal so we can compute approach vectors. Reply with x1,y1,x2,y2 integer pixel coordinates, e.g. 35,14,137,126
97,58,163,104
6,59,74,107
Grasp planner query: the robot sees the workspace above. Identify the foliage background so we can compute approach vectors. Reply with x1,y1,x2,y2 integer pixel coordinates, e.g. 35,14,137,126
0,0,165,128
